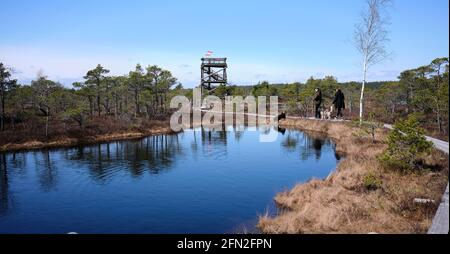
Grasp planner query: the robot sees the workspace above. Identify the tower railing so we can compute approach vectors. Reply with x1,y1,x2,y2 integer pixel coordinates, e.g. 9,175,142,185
201,58,227,66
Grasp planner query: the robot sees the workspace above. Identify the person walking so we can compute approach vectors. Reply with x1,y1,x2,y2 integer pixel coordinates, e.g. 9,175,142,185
333,88,345,118
314,88,322,119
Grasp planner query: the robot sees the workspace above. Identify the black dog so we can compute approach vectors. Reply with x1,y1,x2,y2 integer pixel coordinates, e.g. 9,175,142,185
277,112,286,121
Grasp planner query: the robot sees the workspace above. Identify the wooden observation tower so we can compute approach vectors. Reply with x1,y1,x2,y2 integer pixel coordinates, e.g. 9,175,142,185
200,57,227,92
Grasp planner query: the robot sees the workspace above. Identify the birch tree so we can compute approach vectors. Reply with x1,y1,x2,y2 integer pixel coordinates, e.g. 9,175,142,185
354,0,391,123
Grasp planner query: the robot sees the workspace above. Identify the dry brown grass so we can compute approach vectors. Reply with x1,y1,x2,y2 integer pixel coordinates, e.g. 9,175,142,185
258,118,449,234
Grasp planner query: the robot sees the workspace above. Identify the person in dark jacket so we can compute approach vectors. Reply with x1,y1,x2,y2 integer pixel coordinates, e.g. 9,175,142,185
332,88,345,118
313,88,322,119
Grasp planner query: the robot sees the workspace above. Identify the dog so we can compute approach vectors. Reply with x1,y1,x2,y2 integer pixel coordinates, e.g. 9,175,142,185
329,105,334,118
277,112,286,121
321,106,334,120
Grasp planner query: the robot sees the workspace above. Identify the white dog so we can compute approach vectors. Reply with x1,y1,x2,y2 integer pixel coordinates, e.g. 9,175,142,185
321,105,334,120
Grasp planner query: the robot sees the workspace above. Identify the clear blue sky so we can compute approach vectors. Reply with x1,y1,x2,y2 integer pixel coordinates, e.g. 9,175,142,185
1,0,448,87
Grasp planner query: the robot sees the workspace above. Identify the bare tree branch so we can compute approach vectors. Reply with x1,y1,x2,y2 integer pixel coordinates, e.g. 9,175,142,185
354,0,392,123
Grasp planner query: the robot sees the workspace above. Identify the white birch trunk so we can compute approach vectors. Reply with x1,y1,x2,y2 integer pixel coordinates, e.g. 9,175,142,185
359,57,368,124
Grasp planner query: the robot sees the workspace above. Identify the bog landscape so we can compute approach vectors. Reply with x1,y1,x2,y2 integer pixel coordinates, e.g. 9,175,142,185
0,0,448,234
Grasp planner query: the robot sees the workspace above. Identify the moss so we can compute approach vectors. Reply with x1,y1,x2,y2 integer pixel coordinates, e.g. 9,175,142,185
362,172,383,191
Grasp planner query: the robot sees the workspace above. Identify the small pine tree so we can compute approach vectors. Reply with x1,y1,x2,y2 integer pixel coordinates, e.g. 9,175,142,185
362,172,382,191
359,112,383,143
379,114,433,171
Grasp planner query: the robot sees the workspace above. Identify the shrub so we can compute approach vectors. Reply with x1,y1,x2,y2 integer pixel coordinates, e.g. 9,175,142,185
286,98,301,115
362,172,382,191
379,114,433,171
354,112,384,143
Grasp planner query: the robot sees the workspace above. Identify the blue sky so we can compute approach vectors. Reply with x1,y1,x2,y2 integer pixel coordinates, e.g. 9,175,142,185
1,0,448,87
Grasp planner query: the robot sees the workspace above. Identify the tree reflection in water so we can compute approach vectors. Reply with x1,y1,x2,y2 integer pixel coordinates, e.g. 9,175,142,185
0,154,9,216
0,128,338,193
233,125,245,142
200,126,228,160
64,134,184,181
0,152,28,216
280,130,335,161
0,126,340,232
281,132,299,152
34,150,58,191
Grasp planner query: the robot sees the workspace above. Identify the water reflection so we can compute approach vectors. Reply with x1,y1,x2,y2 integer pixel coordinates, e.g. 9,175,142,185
0,126,340,230
279,130,335,161
63,134,184,181
233,125,244,142
281,133,299,152
35,151,58,191
277,127,287,135
200,127,228,160
201,127,228,146
0,154,9,216
312,139,325,160
334,147,342,161
0,127,338,187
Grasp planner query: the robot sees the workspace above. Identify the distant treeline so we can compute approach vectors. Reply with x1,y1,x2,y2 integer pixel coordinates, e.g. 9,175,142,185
0,57,448,142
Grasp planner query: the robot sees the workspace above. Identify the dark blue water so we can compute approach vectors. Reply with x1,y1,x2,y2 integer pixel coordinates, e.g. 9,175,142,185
0,126,340,233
